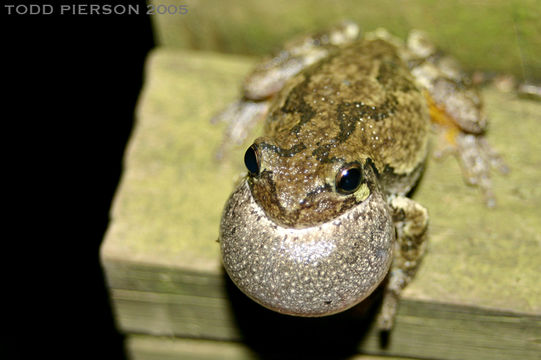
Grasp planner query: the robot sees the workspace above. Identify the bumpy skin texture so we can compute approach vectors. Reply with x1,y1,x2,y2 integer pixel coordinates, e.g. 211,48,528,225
218,23,502,330
250,39,429,229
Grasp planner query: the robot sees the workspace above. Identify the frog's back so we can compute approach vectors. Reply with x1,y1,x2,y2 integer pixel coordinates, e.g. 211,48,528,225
265,38,430,195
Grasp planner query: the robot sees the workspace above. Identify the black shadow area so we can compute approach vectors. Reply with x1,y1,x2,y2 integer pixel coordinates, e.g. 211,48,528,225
2,1,154,358
224,270,387,360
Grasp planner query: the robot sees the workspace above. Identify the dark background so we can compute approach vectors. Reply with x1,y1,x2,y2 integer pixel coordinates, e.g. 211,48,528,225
2,1,154,358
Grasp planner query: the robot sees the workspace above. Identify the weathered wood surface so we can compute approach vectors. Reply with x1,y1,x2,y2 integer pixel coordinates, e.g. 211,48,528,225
148,0,541,81
101,48,541,360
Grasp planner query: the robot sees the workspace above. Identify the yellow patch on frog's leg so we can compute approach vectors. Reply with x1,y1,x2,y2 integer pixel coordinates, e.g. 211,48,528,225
425,91,461,156
377,196,428,331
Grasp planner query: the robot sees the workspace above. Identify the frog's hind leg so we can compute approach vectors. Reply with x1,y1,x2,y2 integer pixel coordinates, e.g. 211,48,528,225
377,196,429,331
406,30,508,207
213,21,360,158
425,89,508,207
243,20,360,100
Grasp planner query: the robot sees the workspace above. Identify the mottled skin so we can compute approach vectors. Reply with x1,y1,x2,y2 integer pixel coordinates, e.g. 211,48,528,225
249,38,429,229
216,22,505,330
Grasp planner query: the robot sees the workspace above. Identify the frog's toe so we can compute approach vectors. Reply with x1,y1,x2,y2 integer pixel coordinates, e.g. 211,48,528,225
376,292,398,331
377,313,394,331
479,136,510,175
407,29,437,58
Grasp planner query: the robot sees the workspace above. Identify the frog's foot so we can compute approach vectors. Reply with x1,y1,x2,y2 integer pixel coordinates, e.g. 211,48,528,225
376,270,402,331
377,196,428,331
455,132,509,208
211,99,270,160
432,122,508,207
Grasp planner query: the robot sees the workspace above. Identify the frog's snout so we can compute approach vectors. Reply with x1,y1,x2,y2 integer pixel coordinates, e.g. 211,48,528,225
220,180,394,316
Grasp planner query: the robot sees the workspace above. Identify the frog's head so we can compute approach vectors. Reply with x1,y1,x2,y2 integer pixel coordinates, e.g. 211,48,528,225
242,136,383,229
219,138,394,317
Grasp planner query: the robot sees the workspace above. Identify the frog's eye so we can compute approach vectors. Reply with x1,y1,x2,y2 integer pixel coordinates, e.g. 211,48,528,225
244,144,260,176
335,163,363,194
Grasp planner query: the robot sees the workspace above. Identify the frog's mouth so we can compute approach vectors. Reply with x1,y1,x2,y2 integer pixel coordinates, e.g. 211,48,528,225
219,180,394,317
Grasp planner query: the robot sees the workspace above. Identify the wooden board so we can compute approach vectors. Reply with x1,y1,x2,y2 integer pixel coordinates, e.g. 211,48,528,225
101,48,541,360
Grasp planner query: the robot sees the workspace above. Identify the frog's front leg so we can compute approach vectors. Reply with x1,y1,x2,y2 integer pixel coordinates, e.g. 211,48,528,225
377,196,428,331
213,21,359,158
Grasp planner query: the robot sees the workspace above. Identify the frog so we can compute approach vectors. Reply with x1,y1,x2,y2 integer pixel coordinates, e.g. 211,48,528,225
215,21,507,331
